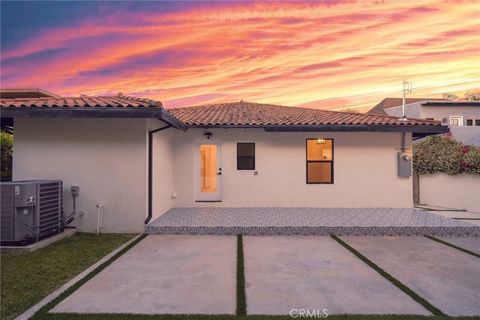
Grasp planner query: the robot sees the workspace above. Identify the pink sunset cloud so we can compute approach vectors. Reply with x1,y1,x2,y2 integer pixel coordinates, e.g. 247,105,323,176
1,0,479,110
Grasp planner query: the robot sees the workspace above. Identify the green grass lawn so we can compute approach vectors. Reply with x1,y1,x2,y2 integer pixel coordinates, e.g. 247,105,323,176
1,232,134,320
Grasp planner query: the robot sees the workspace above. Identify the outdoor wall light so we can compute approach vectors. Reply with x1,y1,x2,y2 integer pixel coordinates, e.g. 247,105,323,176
204,129,213,139
316,138,326,144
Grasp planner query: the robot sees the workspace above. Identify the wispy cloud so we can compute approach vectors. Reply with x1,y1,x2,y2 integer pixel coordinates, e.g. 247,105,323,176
1,0,479,110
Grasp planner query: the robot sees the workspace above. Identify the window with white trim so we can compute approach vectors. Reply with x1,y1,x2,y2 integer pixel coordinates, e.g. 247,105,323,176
449,116,464,126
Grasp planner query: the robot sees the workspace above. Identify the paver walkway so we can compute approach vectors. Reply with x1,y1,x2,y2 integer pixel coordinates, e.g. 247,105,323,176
51,235,237,314
341,236,480,316
147,207,480,236
243,236,429,315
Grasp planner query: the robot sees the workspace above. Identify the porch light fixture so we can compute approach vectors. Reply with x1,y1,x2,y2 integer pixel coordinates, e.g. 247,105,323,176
204,129,213,139
316,138,326,144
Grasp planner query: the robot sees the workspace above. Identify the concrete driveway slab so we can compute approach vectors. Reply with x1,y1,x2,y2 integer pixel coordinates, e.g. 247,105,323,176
244,236,429,315
52,235,237,315
438,237,480,255
342,236,480,316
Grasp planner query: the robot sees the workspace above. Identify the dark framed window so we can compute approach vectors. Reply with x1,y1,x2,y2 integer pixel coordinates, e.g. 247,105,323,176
466,119,473,126
475,119,480,126
237,143,255,170
306,139,333,184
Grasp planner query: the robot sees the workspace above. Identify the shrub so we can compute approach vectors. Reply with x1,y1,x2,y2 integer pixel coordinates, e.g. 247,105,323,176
462,145,480,174
413,134,480,175
1,131,13,181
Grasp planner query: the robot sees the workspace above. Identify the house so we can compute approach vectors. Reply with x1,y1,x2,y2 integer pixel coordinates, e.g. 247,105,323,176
1,96,448,233
368,98,480,145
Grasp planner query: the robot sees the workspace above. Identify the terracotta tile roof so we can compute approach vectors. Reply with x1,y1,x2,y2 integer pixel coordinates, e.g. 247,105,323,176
0,95,187,129
169,101,442,127
0,95,162,108
367,97,445,115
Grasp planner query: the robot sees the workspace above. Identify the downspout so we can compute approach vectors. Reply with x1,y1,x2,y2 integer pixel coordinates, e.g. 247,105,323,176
145,123,172,224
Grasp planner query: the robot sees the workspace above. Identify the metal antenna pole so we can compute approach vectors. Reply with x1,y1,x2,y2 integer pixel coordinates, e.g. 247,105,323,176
400,80,412,121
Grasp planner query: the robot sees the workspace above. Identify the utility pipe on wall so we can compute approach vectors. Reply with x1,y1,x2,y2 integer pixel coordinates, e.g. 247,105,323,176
96,204,104,235
400,131,407,152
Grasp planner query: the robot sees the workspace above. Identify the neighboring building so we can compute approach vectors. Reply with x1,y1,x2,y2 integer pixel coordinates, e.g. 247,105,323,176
367,97,446,115
1,96,448,232
368,98,480,145
0,88,60,99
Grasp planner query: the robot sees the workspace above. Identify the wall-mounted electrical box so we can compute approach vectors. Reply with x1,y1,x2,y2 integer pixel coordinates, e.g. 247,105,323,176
397,151,412,177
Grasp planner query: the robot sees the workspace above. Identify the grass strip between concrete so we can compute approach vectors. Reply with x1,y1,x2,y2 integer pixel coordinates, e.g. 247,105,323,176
31,234,479,320
425,235,480,259
330,235,445,316
236,235,247,316
32,234,148,319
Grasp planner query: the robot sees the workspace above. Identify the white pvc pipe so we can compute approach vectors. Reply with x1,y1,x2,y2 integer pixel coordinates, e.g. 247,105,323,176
96,204,104,235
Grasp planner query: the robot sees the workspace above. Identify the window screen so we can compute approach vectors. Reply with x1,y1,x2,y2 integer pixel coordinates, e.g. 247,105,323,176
237,143,255,170
306,139,333,184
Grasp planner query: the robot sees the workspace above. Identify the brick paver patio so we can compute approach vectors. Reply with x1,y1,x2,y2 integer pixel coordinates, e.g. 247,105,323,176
146,207,480,236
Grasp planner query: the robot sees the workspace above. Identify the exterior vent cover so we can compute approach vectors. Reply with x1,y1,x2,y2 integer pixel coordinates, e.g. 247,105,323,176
1,185,14,240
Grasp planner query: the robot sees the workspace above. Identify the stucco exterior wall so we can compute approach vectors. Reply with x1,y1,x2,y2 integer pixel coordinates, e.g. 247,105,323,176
171,129,413,208
148,119,174,221
385,104,480,145
420,106,480,123
419,174,480,212
421,106,480,145
13,118,148,233
384,102,422,118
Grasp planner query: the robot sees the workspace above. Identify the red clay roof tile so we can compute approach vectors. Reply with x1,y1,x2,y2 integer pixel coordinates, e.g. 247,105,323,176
0,95,161,109
169,101,442,127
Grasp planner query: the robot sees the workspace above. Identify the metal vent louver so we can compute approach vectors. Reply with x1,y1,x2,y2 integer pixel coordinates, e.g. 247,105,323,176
0,185,14,240
38,182,62,237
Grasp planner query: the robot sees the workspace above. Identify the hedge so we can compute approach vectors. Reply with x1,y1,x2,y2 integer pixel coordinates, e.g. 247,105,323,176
413,134,480,175
1,131,13,181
